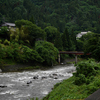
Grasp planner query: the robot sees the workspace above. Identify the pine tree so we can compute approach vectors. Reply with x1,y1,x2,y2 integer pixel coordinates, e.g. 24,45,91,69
29,16,35,24
62,28,69,51
70,29,76,50
54,31,63,51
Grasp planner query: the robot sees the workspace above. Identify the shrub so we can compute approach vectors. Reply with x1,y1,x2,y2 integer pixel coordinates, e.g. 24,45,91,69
75,60,96,77
5,46,14,59
74,59,100,85
21,45,44,63
74,74,86,85
54,82,61,89
87,84,99,94
93,79,100,87
0,39,2,43
85,76,94,85
35,41,59,66
4,43,44,63
4,39,10,45
36,97,39,100
0,44,6,59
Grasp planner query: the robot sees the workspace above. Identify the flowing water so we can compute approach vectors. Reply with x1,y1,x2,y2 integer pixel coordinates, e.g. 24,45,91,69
0,64,76,100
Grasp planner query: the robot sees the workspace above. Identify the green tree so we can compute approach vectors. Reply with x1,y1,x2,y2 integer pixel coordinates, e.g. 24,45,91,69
35,41,58,66
62,27,73,51
0,44,6,60
29,16,35,24
74,59,99,85
15,19,32,29
5,43,44,63
0,26,9,40
62,28,68,51
15,19,46,47
76,32,94,51
76,39,84,51
44,26,58,43
54,31,63,51
9,26,29,45
83,33,100,61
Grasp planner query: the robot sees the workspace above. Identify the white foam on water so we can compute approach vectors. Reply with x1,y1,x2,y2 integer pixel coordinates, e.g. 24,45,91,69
0,84,15,87
14,94,30,98
0,90,19,95
7,84,15,87
42,90,49,95
0,64,76,99
11,77,29,82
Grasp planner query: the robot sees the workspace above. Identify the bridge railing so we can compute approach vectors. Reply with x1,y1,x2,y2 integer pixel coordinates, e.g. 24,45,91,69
58,51,91,64
59,51,91,55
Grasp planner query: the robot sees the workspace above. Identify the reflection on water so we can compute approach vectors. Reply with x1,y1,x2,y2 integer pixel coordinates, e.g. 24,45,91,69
0,64,75,100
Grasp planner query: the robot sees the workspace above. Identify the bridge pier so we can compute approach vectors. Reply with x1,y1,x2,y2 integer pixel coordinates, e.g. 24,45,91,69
75,54,77,64
58,51,90,64
58,53,78,64
58,54,60,64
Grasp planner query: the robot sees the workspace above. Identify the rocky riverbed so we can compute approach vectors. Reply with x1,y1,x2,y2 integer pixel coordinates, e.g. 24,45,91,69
0,64,76,100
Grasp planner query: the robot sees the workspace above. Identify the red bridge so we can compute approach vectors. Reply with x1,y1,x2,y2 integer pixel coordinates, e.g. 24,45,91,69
58,51,91,64
59,51,91,55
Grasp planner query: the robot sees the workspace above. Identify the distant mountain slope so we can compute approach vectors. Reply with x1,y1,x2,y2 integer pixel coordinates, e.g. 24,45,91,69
0,0,100,32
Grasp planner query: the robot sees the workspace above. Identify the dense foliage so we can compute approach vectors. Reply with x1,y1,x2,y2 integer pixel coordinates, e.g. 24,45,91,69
1,0,100,61
15,19,46,46
74,59,100,85
0,0,100,33
35,41,58,65
77,32,100,61
42,59,100,100
44,26,58,43
0,43,44,63
0,1,100,99
83,34,100,61
0,20,59,67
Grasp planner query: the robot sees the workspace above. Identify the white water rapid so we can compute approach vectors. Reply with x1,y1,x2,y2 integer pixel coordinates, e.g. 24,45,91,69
0,64,76,100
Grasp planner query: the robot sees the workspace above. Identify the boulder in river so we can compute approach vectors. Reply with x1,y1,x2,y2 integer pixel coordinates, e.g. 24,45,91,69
0,85,7,88
52,73,57,76
49,74,58,79
54,77,58,79
27,81,32,84
41,76,47,80
33,75,38,79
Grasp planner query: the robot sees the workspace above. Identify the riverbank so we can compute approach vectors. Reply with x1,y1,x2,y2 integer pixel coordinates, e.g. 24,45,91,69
43,75,100,100
42,59,100,100
0,59,50,72
62,57,83,64
0,58,80,72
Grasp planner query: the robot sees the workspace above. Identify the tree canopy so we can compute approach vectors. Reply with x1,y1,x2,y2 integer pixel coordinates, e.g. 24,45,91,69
15,19,46,46
0,0,100,32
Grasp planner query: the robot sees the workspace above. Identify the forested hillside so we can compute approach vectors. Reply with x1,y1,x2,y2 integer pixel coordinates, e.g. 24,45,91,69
1,1,100,99
0,0,100,67
0,0,100,33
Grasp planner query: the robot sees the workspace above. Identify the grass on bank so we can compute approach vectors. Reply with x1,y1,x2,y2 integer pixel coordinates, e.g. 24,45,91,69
41,59,100,100
42,75,100,100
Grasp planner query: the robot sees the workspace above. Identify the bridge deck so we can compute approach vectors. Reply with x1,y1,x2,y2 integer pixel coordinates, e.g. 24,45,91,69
59,51,91,55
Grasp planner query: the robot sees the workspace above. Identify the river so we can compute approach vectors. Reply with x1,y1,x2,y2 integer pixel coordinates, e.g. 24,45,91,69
0,64,76,100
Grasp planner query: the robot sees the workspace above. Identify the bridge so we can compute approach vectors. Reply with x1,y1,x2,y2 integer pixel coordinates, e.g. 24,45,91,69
58,51,91,64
